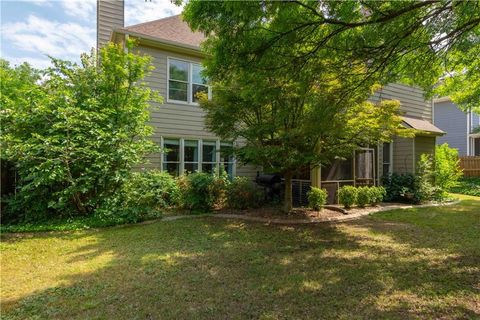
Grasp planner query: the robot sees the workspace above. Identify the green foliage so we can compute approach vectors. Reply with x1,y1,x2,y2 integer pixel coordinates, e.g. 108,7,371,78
225,176,263,210
382,173,418,203
0,41,161,223
415,154,439,202
369,186,387,205
185,4,406,212
338,186,358,209
356,187,371,208
178,172,227,212
451,177,480,197
307,187,328,211
434,144,463,196
122,170,180,211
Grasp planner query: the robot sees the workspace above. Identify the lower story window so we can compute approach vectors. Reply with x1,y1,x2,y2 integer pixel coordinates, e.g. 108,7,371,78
184,140,199,173
202,140,217,174
163,139,180,176
162,138,235,177
382,143,392,176
220,142,234,176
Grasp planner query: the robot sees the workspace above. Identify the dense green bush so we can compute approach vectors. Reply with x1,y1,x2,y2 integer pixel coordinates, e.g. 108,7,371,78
369,186,386,205
307,187,328,211
338,186,357,209
0,41,160,223
451,177,480,196
381,173,417,203
178,172,227,212
225,176,263,209
435,143,463,196
356,187,371,208
123,170,179,211
415,154,439,202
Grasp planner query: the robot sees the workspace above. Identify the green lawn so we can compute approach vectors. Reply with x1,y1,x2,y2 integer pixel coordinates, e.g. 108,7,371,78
2,196,479,319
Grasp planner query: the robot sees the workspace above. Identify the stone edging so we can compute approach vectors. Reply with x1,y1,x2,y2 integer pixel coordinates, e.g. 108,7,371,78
162,200,460,225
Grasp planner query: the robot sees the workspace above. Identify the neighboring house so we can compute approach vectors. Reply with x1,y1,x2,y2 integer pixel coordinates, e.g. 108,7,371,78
97,1,444,203
434,97,480,156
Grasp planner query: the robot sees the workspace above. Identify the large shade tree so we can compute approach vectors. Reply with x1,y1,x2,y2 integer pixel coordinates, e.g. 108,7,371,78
183,0,479,109
183,1,417,211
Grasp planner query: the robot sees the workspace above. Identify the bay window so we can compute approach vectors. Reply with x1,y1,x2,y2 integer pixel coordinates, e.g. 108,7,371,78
168,58,210,104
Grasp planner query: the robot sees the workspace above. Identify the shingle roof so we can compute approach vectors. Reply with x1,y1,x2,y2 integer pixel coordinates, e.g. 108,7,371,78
124,15,205,48
402,116,445,135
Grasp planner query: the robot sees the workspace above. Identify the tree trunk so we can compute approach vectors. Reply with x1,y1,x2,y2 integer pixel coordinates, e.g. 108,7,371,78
283,171,293,213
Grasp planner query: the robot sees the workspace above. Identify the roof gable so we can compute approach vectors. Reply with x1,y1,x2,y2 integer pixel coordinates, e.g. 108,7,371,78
124,15,205,48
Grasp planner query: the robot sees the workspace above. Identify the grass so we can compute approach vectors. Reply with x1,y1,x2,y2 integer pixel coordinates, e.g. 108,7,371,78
1,197,479,319
0,211,163,233
451,177,480,197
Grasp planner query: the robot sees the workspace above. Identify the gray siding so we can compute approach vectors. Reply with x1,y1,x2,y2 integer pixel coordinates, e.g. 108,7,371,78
434,101,468,155
393,136,414,174
370,83,432,121
97,0,124,49
135,44,258,179
415,136,435,166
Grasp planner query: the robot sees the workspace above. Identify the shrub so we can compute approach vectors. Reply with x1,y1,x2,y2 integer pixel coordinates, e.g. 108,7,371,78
356,187,371,208
122,170,180,211
338,186,357,209
0,42,160,221
307,187,328,211
434,143,463,196
369,186,386,205
226,177,263,209
416,154,442,202
381,173,417,203
451,177,480,196
178,172,227,212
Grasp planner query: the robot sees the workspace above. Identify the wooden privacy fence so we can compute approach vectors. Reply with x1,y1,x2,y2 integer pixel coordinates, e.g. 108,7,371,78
459,156,480,177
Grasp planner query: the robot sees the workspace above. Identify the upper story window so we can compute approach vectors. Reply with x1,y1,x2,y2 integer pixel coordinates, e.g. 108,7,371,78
168,58,210,104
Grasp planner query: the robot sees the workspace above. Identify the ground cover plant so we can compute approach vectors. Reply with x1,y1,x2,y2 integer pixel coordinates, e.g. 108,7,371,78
451,177,480,197
1,196,478,319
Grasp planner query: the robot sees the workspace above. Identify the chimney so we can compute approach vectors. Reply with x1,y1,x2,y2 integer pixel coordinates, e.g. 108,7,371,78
97,0,125,49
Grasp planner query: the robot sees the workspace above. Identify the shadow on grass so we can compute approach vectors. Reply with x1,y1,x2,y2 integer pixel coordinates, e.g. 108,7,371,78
2,200,479,319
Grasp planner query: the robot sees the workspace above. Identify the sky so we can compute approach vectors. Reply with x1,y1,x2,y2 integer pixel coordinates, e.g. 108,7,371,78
0,0,183,69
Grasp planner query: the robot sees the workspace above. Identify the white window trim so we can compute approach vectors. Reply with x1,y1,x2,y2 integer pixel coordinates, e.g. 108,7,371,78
167,57,211,106
161,137,236,177
382,142,394,176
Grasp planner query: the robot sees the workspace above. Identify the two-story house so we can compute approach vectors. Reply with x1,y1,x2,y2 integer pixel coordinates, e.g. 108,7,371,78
434,97,480,156
97,0,444,203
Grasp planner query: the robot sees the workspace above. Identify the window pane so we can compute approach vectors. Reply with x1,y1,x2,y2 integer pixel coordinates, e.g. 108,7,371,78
169,81,188,101
184,163,199,174
184,140,198,162
202,141,216,162
383,164,391,177
383,143,391,162
222,162,234,177
220,144,234,163
163,139,179,162
321,159,353,181
192,64,207,84
163,162,179,176
192,84,208,103
169,59,188,81
202,163,215,174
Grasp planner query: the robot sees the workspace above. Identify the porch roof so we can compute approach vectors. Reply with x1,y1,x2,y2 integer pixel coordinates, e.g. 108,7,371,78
401,116,445,136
